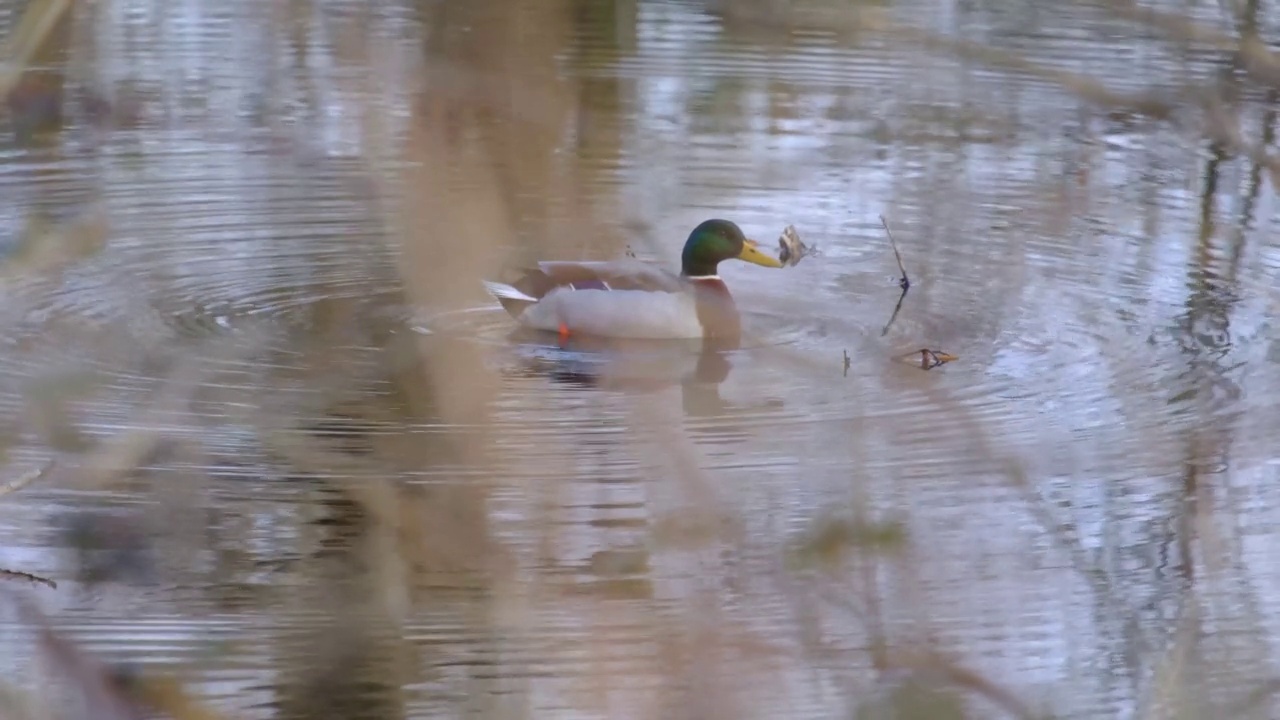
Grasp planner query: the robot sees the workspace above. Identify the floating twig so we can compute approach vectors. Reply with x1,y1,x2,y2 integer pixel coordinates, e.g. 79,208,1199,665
880,287,909,338
880,215,909,291
842,349,851,377
0,567,55,589
878,216,912,337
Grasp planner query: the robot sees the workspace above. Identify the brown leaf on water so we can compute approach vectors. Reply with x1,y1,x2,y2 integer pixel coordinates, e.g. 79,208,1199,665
777,225,816,266
894,349,958,371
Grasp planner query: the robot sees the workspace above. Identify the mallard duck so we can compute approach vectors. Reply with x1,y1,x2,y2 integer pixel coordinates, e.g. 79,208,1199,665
482,219,784,345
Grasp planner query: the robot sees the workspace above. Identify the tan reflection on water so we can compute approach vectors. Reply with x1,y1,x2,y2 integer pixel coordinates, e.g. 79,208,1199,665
1,0,1280,718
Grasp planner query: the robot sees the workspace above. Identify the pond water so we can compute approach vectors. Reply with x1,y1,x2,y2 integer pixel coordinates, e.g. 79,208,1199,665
1,0,1280,718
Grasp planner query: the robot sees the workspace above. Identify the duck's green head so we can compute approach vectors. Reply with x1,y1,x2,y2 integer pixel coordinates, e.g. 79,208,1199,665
680,219,784,277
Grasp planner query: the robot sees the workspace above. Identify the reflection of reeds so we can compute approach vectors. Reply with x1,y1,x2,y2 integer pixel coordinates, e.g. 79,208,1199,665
868,7,1280,187
1094,0,1280,86
1,588,232,719
0,0,72,98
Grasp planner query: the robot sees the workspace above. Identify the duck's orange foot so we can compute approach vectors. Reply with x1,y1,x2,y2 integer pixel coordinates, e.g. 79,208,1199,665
558,322,571,344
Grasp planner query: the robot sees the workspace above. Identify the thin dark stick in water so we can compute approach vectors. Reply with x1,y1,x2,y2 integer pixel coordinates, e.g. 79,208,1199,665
880,215,909,291
878,215,911,337
880,287,909,337
0,567,56,589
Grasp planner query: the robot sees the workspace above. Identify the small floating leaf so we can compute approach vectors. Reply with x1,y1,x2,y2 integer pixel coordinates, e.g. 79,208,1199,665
895,348,958,371
777,224,816,266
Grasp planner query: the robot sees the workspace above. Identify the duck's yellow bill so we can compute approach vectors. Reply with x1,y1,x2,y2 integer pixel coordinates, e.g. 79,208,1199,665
738,239,784,268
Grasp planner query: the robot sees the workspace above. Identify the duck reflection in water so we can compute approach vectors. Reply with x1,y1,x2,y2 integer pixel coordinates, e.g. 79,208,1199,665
509,330,779,419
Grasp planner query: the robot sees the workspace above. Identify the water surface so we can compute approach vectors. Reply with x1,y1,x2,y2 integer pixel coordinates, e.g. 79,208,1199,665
1,0,1280,717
